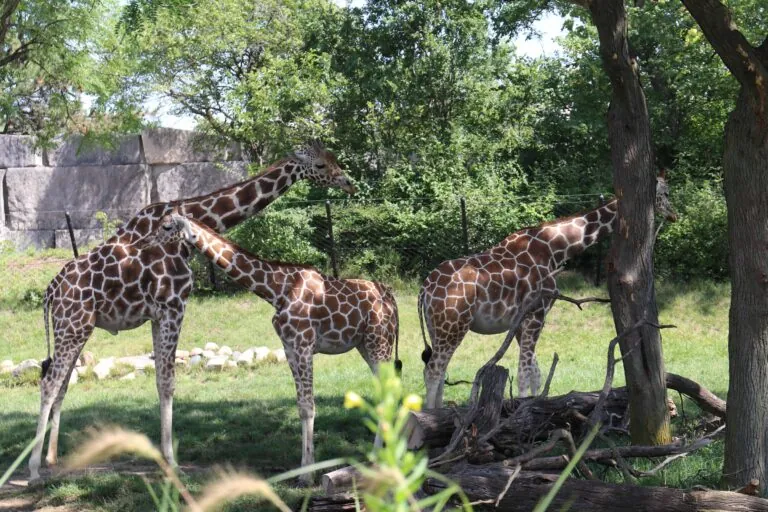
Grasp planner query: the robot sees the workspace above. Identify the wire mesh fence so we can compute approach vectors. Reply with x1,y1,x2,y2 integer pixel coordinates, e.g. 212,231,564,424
34,193,611,293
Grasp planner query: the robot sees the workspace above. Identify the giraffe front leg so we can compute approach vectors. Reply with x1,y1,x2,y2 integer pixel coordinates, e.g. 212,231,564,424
152,314,182,467
284,340,316,485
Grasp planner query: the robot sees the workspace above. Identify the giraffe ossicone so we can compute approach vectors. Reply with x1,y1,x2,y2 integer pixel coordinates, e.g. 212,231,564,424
29,142,355,482
153,211,401,484
419,173,677,407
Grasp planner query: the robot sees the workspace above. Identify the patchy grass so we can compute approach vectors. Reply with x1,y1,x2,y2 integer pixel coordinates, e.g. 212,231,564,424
0,249,731,510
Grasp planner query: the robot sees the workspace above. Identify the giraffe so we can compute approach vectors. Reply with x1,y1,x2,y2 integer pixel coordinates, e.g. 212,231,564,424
150,212,401,484
419,173,678,407
29,141,355,482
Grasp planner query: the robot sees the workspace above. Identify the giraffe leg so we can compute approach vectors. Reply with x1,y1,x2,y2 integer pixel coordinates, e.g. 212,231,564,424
284,339,316,485
152,313,182,467
424,329,466,409
515,299,552,397
30,326,92,481
45,359,79,467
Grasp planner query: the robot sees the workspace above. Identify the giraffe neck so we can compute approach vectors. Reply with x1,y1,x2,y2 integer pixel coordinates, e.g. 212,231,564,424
185,219,295,306
536,199,619,269
111,159,306,245
177,159,305,232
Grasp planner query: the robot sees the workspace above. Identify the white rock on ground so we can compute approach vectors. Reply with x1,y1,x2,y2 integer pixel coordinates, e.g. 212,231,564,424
176,350,190,359
68,370,78,385
81,351,95,366
93,358,115,380
175,358,188,367
120,372,136,381
252,347,271,361
271,349,287,362
190,347,203,356
232,351,241,360
12,359,40,378
236,349,254,365
202,350,216,359
226,360,237,368
204,342,220,351
205,356,228,370
217,345,233,356
189,355,203,366
1,360,13,373
117,355,153,371
75,366,89,377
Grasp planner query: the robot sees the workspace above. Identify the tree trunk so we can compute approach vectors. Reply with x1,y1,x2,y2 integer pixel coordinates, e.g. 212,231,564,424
722,87,768,489
425,464,768,512
589,0,671,445
675,0,768,491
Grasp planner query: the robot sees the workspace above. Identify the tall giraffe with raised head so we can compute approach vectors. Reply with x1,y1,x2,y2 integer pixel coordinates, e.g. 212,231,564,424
29,141,355,481
152,212,401,484
419,173,677,407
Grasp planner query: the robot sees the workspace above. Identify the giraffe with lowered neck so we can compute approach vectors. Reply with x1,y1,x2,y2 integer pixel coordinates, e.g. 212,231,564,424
152,212,401,484
419,173,678,407
29,141,355,482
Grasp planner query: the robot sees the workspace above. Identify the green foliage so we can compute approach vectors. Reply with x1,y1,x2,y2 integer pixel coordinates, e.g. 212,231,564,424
657,182,728,280
95,211,124,243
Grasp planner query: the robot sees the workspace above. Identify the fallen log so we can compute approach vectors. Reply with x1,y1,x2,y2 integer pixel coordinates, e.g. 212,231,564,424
425,463,768,512
407,373,722,450
306,493,359,511
322,466,362,496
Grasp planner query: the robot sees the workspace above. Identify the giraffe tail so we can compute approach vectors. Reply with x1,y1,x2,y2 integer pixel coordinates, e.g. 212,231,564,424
418,287,433,365
41,284,53,379
390,289,402,376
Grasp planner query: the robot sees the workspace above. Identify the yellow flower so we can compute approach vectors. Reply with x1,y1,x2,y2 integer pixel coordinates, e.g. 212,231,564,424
403,394,423,412
344,391,363,409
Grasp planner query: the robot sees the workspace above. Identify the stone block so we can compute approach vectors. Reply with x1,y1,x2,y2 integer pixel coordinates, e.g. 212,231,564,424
151,161,248,203
0,135,42,167
1,169,6,229
54,228,103,252
0,229,55,250
5,165,150,230
142,128,242,164
44,135,142,167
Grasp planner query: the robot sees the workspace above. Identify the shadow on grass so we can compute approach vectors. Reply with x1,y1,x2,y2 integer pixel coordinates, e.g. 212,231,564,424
0,395,370,475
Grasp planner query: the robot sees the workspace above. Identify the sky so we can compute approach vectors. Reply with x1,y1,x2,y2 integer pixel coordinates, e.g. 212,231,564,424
149,9,565,130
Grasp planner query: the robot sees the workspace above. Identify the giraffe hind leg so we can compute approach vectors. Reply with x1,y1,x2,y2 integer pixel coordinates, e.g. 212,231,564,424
30,326,92,481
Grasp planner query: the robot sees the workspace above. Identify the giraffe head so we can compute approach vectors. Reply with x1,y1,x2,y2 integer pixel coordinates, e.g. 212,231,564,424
294,140,356,194
141,211,197,248
656,169,677,222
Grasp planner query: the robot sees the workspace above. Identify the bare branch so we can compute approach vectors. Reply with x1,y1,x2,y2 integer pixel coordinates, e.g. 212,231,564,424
539,353,559,399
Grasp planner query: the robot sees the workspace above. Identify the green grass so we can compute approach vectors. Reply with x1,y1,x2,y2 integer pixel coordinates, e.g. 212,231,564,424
0,251,732,510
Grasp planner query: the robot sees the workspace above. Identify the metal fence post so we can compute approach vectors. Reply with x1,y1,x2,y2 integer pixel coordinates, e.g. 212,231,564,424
460,196,469,255
325,200,339,278
64,211,78,258
594,194,605,286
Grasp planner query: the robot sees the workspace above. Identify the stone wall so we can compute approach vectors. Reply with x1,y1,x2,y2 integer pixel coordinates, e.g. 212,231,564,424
0,128,249,250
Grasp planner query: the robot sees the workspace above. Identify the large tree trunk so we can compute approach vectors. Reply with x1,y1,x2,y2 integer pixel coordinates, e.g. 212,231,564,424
675,0,768,491
589,0,671,445
722,88,768,489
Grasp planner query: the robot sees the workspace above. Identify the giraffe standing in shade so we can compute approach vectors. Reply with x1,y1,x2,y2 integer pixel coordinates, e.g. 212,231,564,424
419,173,678,407
152,212,401,484
29,141,355,481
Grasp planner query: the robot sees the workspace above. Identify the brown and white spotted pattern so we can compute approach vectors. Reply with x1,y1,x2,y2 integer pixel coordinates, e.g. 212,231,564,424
153,213,401,484
29,141,355,481
419,174,678,407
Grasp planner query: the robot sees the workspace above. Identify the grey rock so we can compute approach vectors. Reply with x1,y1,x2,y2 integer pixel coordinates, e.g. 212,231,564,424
44,135,142,167
0,169,6,229
54,229,103,252
5,165,150,230
75,366,89,377
13,359,40,378
0,360,13,373
204,342,219,351
236,349,254,366
217,345,233,356
120,372,136,381
271,349,287,363
189,355,203,366
0,229,55,250
252,347,271,362
0,135,42,168
190,347,203,356
151,161,248,203
141,128,242,164
175,350,190,359
226,360,237,369
202,350,216,359
81,351,95,366
117,355,153,371
205,356,228,370
68,370,78,385
93,358,115,380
